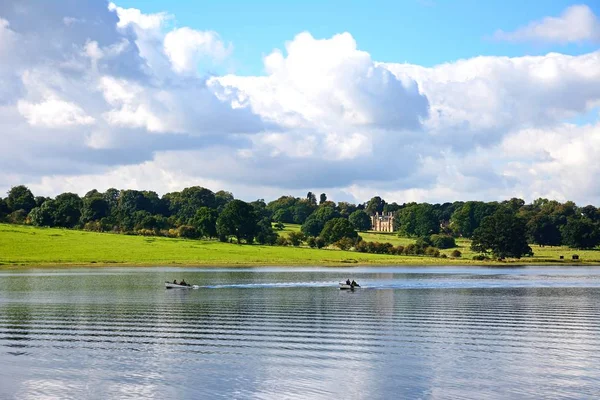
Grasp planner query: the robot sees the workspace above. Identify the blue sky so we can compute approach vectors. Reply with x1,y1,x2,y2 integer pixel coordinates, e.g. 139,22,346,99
1,1,600,204
117,0,599,75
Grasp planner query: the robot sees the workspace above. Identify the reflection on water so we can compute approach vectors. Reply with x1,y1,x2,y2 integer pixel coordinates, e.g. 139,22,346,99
1,267,600,399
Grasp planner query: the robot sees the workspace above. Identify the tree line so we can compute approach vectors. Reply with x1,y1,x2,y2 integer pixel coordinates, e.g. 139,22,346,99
1,186,600,258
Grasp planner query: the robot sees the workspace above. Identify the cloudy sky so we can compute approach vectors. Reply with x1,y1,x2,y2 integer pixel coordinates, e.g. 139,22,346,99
1,1,599,204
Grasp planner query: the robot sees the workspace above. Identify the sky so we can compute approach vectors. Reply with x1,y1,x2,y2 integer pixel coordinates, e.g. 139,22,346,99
1,0,600,205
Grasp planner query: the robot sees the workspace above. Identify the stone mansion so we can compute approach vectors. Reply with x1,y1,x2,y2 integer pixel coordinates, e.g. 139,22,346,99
370,212,395,232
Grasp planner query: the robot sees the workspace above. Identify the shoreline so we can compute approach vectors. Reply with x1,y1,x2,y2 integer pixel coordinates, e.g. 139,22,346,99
1,259,599,268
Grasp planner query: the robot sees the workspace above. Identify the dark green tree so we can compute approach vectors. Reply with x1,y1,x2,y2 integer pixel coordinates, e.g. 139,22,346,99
80,196,110,224
28,200,58,227
306,192,317,206
471,207,532,258
191,207,218,238
560,217,600,249
255,218,278,245
320,218,358,244
301,206,339,237
53,193,83,228
216,200,258,244
6,185,36,213
349,210,371,231
319,193,327,205
215,190,234,211
365,196,385,215
526,214,561,246
450,201,498,238
396,204,439,237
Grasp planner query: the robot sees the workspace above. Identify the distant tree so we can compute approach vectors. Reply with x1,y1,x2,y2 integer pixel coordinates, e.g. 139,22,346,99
0,198,8,220
430,234,456,249
526,214,561,246
306,192,317,206
80,196,110,224
560,217,600,249
165,186,216,222
337,202,357,218
6,185,36,213
191,207,218,238
53,193,83,228
319,193,327,205
301,206,339,237
450,201,498,238
580,205,600,222
365,196,385,215
215,190,234,211
301,218,323,237
320,218,358,244
250,199,270,220
255,218,278,245
396,204,439,237
103,188,120,214
292,201,314,224
216,200,258,244
34,196,49,208
288,231,306,246
28,200,57,227
349,210,371,231
471,207,532,258
273,208,294,223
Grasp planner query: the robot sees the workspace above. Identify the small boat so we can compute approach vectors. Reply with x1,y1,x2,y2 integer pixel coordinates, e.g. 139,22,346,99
339,282,360,290
165,282,199,289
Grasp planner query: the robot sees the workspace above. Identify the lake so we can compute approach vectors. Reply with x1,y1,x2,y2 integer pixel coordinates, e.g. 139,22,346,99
1,266,600,399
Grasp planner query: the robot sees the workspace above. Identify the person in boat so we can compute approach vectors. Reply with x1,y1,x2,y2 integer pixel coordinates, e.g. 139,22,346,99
173,280,178,284
180,279,186,286
346,279,351,285
351,280,357,287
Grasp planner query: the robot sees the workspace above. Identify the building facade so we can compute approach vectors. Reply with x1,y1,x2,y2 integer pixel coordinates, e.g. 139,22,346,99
370,212,395,232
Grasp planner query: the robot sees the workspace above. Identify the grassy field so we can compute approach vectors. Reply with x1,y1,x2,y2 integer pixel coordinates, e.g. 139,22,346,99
1,223,599,267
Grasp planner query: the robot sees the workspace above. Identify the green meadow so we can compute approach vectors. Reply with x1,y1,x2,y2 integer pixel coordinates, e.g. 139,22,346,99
1,223,599,267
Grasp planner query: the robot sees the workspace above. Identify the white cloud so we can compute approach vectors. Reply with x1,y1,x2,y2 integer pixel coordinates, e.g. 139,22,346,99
17,97,95,127
212,32,429,131
2,1,600,207
494,5,600,44
164,27,231,74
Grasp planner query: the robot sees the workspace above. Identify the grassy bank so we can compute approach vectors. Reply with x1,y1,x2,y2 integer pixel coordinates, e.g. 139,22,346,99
1,223,599,267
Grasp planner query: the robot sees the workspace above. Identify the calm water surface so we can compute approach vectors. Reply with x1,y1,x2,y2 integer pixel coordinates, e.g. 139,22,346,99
1,266,600,399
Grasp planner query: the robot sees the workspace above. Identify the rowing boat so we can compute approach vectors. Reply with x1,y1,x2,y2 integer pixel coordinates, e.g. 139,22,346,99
339,282,360,290
165,282,199,289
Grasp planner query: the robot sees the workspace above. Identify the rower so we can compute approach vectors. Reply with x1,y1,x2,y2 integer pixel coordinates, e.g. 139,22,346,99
173,280,178,284
346,279,351,285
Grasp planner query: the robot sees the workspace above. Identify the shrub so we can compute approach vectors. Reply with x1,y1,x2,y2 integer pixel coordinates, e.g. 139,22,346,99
334,237,355,251
404,243,417,255
472,254,488,261
394,245,405,255
430,234,457,249
306,237,317,248
315,237,326,249
288,231,305,246
355,241,368,252
440,254,448,259
450,249,462,258
415,236,433,248
178,225,199,239
276,236,289,246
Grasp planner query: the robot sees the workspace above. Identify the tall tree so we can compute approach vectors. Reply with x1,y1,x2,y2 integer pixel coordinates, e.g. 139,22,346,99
526,214,561,246
53,193,83,228
216,200,258,244
306,192,317,206
191,207,218,238
6,185,36,213
320,218,358,244
349,210,372,231
80,196,110,224
450,201,498,238
560,217,600,249
471,207,532,258
365,196,386,215
319,193,327,205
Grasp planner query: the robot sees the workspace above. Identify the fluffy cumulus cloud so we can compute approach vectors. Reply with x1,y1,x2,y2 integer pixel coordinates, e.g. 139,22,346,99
494,5,600,44
1,1,600,205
